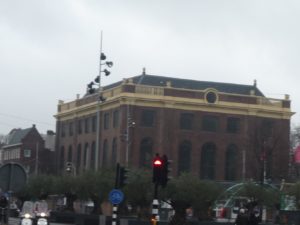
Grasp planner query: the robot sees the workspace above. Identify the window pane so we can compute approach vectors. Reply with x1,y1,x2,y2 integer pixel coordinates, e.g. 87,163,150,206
90,142,96,170
180,113,194,130
141,110,155,127
139,138,153,168
111,138,117,165
202,116,218,132
113,110,119,128
69,122,73,136
61,123,65,137
200,142,216,179
102,140,109,167
178,141,191,174
225,144,237,180
104,113,110,130
67,146,72,162
92,116,97,132
76,144,81,172
227,117,240,133
85,118,90,133
24,149,31,158
77,120,82,134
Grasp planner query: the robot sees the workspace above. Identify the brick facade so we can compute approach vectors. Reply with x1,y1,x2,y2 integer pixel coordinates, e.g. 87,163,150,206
55,74,292,182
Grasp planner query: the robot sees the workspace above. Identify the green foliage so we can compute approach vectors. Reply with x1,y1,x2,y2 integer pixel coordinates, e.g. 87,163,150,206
122,168,153,218
17,174,56,200
75,169,114,202
123,168,153,208
163,173,223,220
237,182,280,207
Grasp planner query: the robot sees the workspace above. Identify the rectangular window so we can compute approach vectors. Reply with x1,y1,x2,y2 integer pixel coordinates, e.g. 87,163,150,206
69,122,73,136
202,115,219,132
141,110,155,127
77,120,82,134
104,113,110,130
61,123,65,137
261,119,274,138
24,149,31,158
180,113,194,130
227,117,240,133
113,110,119,128
92,116,97,132
85,118,90,133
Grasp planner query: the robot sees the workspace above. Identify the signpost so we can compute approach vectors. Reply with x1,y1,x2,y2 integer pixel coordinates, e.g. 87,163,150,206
109,189,124,205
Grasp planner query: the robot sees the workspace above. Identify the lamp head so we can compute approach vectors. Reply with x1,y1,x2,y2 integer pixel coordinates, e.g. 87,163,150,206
101,53,106,60
94,76,100,83
106,61,113,68
103,69,110,76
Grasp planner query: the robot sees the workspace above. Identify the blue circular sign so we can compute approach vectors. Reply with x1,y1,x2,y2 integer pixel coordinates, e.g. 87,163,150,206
109,189,124,205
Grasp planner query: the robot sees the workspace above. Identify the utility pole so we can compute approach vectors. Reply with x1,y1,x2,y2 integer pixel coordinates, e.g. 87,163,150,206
95,30,103,171
35,142,39,175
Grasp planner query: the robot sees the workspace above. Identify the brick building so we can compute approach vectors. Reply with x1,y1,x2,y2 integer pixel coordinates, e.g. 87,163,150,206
55,73,293,182
0,125,55,174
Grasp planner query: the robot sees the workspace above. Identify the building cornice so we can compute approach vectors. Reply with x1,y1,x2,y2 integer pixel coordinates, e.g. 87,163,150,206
54,81,293,121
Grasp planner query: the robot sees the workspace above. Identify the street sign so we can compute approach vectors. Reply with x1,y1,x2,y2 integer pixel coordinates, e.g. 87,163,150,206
109,189,124,205
0,163,27,192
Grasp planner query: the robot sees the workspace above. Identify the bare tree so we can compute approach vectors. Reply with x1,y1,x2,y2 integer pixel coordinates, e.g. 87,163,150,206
247,118,289,183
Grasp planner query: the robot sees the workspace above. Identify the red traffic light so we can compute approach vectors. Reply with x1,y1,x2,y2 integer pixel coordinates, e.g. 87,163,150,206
153,159,162,166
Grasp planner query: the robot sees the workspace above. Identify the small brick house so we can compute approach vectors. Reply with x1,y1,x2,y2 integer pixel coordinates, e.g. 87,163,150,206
0,125,55,174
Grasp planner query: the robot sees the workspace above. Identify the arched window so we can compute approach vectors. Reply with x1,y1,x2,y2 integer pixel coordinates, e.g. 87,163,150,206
60,146,65,170
84,143,89,170
139,138,153,168
102,139,109,168
178,140,191,175
90,142,96,170
225,144,238,181
76,144,81,172
67,145,72,162
200,142,216,180
111,138,117,166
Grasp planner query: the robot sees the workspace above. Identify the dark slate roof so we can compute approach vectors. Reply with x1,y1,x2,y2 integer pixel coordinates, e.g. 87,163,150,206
7,127,32,145
86,74,264,97
130,74,264,96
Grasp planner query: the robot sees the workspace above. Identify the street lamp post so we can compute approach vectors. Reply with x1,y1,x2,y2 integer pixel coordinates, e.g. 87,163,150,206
125,104,135,166
87,31,113,170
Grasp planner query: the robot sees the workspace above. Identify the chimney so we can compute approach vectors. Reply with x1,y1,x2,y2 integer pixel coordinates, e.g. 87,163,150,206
253,79,257,87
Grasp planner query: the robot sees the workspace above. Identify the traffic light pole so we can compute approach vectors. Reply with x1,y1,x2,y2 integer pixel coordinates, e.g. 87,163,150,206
152,182,159,224
112,204,118,225
112,163,120,225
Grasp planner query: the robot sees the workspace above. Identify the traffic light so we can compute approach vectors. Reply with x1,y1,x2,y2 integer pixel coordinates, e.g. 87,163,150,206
152,154,171,187
66,162,73,173
118,166,129,188
161,154,171,187
152,154,163,184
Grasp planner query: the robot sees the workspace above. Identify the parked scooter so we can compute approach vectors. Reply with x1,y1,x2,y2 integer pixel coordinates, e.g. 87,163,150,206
35,201,50,225
20,201,35,225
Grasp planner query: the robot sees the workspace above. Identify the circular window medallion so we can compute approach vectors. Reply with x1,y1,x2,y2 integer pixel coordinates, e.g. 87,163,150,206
205,91,218,104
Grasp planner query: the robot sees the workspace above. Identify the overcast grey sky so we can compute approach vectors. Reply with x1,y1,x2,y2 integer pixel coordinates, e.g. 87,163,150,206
0,0,299,135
